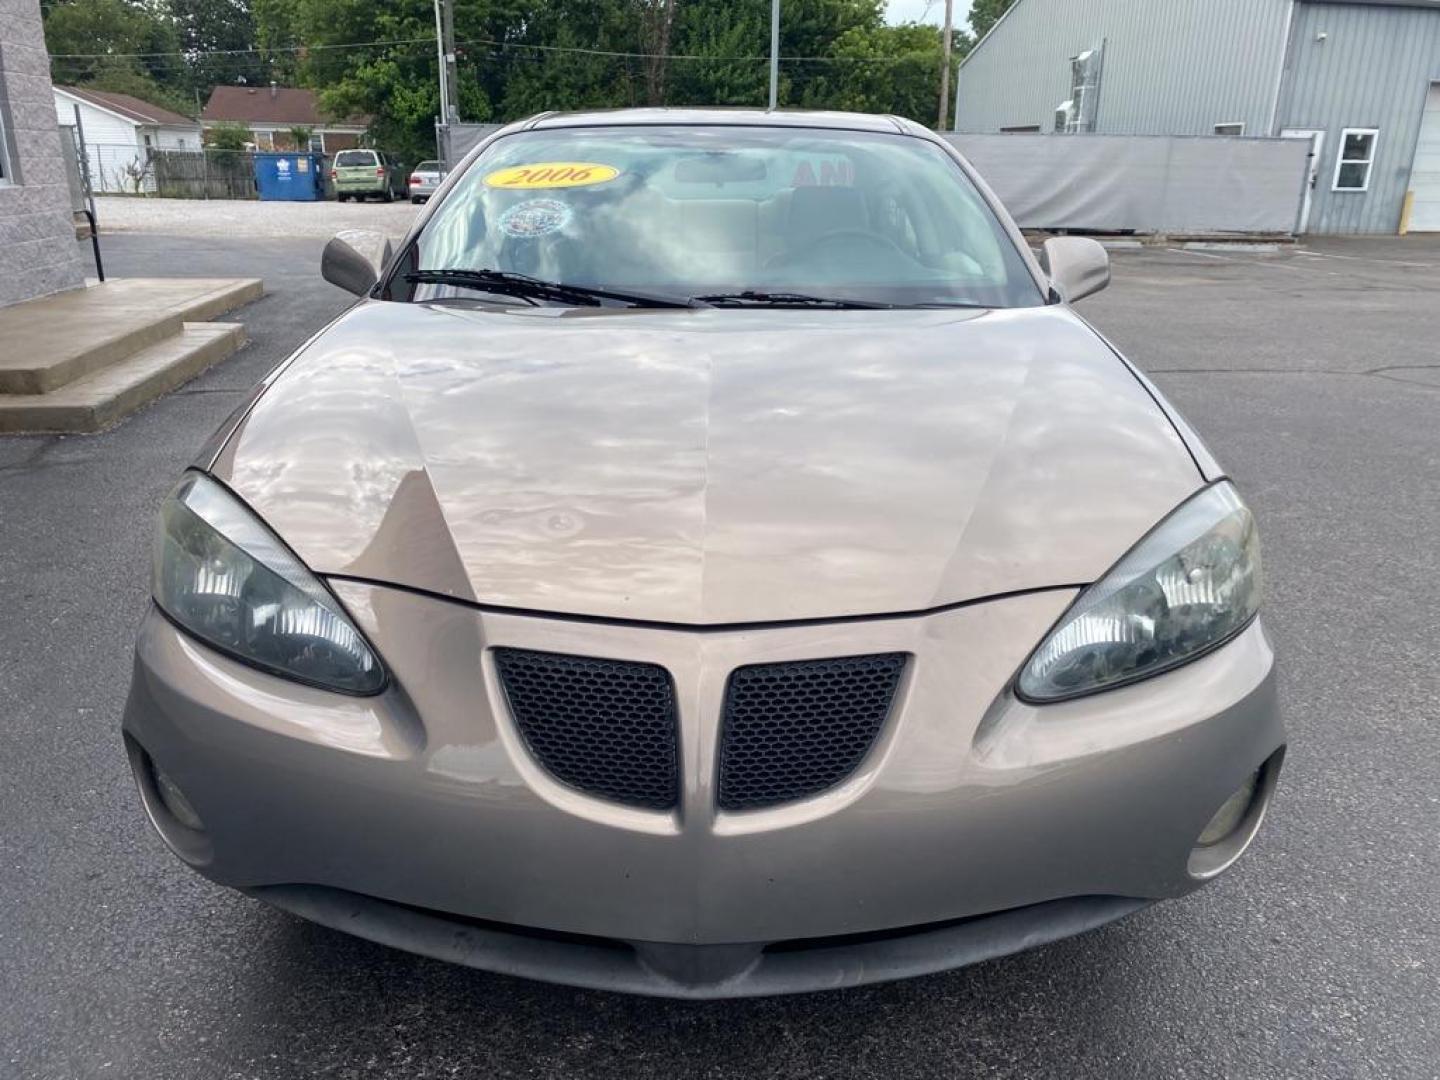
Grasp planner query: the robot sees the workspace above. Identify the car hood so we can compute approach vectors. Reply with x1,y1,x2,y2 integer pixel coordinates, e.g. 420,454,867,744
212,300,1201,625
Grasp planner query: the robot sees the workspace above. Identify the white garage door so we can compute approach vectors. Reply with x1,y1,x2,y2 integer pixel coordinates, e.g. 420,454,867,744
1410,83,1440,232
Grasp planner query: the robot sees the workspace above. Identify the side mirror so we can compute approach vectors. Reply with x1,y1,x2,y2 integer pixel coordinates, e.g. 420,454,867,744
1041,236,1110,303
322,229,393,296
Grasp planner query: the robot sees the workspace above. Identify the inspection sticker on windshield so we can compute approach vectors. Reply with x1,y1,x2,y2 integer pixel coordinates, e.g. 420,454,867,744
498,198,572,238
484,162,621,189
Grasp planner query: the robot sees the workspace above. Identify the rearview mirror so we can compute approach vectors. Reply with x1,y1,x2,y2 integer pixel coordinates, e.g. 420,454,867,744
674,154,768,184
322,230,393,296
1041,237,1110,303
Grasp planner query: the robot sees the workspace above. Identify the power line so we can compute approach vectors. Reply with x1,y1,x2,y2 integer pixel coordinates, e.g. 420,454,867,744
50,32,941,66
453,36,913,64
49,36,437,59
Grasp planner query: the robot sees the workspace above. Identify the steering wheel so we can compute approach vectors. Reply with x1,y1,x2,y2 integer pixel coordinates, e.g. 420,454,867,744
767,229,915,273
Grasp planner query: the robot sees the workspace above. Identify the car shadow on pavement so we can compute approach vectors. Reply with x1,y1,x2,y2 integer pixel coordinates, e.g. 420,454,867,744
225,896,1191,1077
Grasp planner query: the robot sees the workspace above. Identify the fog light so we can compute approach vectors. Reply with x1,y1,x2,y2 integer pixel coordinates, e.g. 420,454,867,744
1196,770,1259,846
153,765,205,832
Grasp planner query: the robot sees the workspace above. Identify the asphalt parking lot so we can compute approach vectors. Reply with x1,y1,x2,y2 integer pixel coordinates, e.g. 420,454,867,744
1,220,1437,1079
92,193,423,239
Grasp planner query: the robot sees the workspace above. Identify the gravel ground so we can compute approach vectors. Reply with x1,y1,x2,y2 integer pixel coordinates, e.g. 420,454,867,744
1,233,1438,1079
94,194,423,239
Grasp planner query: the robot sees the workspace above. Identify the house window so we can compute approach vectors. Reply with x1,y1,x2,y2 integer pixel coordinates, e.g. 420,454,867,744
1213,122,1245,136
1001,125,1041,133
143,133,153,148
1333,128,1378,191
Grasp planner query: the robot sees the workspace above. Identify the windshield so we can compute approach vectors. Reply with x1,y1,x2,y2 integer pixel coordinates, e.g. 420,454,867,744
335,150,377,167
415,161,442,172
399,125,1042,308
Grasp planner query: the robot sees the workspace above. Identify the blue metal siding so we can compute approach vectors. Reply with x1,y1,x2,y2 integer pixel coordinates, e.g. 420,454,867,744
1278,3,1440,232
952,0,1294,136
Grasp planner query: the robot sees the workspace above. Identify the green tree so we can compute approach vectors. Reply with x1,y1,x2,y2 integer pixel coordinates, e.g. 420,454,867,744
45,0,984,162
500,0,645,116
968,0,1017,41
205,120,251,149
170,0,261,97
667,0,894,111
251,0,302,84
292,0,527,162
827,22,955,123
669,1,771,107
44,0,189,112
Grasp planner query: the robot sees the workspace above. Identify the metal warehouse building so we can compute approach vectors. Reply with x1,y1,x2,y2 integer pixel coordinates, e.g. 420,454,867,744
952,0,1440,234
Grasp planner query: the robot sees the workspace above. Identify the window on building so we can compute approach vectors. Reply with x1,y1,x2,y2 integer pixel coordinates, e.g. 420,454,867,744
0,109,11,184
143,133,153,148
1333,128,1378,192
1213,122,1245,136
1001,125,1041,134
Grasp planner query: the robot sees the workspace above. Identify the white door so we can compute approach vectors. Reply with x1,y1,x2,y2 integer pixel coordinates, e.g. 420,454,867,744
1409,83,1440,232
1281,129,1325,233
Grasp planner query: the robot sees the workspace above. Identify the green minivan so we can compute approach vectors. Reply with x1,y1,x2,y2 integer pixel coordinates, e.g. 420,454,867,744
331,149,406,202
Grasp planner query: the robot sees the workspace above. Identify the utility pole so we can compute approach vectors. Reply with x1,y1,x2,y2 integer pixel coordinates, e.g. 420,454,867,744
442,0,458,124
768,0,780,110
937,0,954,130
434,0,458,162
195,88,209,199
433,0,449,124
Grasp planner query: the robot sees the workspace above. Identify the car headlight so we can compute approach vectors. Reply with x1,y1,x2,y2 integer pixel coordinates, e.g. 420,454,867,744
1017,482,1260,702
152,472,386,695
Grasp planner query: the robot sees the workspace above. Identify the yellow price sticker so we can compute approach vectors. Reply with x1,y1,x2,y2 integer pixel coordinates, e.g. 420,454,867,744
484,162,621,189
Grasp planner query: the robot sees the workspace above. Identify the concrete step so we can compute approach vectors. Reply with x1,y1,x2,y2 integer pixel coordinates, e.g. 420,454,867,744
0,322,247,434
0,278,262,395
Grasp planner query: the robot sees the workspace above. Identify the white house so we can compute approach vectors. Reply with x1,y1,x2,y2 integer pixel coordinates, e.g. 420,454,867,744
53,86,203,194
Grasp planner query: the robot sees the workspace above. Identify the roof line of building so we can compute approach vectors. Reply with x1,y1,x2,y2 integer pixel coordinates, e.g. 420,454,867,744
956,0,1033,72
54,85,197,129
956,0,1440,75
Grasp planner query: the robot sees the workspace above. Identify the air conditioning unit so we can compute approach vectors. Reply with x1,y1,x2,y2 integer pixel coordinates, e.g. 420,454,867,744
1066,43,1105,133
1055,100,1076,133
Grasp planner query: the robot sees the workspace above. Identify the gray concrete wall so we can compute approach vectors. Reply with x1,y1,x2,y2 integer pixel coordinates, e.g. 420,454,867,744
0,0,85,308
952,0,1294,137
1278,1,1440,233
946,133,1309,234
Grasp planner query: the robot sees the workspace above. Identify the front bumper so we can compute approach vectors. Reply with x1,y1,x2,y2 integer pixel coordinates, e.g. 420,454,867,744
248,886,1150,998
122,582,1284,995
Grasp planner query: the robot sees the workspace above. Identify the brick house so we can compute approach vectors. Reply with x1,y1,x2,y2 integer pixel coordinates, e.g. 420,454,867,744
201,85,368,153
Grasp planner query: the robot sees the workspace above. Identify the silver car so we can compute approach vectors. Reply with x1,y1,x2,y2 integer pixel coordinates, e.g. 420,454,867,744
408,159,445,203
123,109,1284,998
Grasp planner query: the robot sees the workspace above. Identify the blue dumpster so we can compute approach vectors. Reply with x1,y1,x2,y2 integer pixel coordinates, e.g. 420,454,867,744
253,152,327,201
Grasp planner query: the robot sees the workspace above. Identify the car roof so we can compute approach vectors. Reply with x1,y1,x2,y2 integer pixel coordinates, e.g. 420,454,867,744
520,108,930,137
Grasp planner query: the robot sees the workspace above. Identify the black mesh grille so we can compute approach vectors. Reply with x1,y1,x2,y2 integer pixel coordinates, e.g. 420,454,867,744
494,648,679,810
717,653,906,811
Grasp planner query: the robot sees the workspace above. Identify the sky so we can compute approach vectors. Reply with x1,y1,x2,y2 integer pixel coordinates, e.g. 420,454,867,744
886,0,955,26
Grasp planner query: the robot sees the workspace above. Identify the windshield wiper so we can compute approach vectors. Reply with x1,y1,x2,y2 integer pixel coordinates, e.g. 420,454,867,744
691,290,895,310
405,269,703,309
